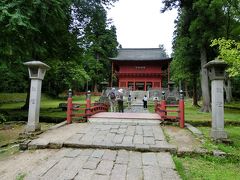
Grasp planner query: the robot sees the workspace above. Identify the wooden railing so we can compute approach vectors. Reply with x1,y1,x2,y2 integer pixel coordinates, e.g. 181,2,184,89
66,90,109,124
155,90,185,128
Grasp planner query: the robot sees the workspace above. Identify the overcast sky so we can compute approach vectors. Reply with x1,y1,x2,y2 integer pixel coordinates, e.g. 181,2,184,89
107,0,178,56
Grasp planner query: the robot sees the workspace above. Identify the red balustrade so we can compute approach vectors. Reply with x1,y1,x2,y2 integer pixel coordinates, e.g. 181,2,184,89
66,90,109,124
155,91,185,128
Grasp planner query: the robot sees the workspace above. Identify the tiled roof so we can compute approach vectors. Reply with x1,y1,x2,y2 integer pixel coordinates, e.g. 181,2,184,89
110,48,171,61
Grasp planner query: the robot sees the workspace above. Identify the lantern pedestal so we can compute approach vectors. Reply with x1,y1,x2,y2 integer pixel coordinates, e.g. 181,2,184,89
204,58,227,140
24,61,50,132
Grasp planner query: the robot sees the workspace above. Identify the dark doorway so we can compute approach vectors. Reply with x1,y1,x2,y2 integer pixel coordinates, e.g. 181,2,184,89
135,82,144,90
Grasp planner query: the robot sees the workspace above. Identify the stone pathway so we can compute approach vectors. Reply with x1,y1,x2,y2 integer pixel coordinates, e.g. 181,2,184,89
28,123,176,153
124,100,149,113
25,148,180,180
63,123,176,153
20,107,182,179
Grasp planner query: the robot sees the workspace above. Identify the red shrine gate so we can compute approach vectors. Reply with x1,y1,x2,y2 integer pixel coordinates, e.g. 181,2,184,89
110,48,172,91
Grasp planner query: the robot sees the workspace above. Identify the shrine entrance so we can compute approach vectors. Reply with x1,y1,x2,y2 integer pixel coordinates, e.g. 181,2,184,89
135,82,144,90
110,48,172,91
128,82,153,91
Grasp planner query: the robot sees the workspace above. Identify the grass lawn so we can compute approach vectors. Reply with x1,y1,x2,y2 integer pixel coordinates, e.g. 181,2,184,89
166,100,240,180
0,123,55,147
0,124,24,147
174,155,240,180
148,99,240,124
1,93,240,179
148,99,240,179
0,93,101,120
198,126,240,156
173,125,240,180
0,122,55,160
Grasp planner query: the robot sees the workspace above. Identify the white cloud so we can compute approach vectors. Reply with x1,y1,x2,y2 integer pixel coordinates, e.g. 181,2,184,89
107,0,178,55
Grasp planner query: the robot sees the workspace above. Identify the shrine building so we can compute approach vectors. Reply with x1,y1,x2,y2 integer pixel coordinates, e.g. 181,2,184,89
110,48,172,91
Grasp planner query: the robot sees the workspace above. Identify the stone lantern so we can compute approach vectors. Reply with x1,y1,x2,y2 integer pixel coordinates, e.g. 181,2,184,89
24,61,50,132
167,81,177,104
99,80,109,103
204,58,228,140
100,80,109,93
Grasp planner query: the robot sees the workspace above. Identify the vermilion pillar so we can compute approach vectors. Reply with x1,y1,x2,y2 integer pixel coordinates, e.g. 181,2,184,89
66,89,73,124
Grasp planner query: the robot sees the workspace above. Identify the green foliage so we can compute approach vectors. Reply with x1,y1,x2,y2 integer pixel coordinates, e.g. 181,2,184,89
45,60,90,96
162,0,240,102
75,2,118,90
211,38,240,77
0,0,119,95
0,61,28,92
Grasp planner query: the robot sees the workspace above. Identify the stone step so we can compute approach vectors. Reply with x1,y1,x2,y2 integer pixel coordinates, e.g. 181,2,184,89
90,112,160,120
63,141,177,154
88,118,162,125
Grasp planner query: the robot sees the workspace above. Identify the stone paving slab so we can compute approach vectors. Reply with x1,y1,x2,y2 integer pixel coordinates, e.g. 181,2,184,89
63,123,177,153
27,122,176,153
25,148,180,180
27,123,89,150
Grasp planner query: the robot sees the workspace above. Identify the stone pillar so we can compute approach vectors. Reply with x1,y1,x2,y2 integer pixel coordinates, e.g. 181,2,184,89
211,80,227,139
24,61,50,132
204,58,227,140
27,79,42,131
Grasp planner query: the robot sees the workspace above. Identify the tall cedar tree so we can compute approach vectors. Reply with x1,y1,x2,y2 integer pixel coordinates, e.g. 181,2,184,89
0,0,118,108
162,0,235,112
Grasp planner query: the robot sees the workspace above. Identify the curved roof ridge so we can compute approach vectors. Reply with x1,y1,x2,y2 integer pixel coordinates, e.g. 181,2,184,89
110,48,172,61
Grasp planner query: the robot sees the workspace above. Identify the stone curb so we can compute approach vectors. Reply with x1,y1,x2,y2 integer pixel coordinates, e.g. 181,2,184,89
185,123,203,138
19,121,67,150
48,121,67,130
63,142,177,154
24,140,177,154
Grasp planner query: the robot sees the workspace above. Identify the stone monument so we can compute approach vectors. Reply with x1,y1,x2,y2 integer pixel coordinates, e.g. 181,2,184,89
24,61,50,132
204,58,228,140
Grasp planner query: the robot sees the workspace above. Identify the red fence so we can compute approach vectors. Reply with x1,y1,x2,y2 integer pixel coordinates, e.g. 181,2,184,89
155,91,185,128
66,90,109,124
74,91,102,96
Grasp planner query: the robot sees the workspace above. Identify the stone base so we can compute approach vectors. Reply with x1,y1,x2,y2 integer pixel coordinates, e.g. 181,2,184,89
210,129,228,140
25,124,41,133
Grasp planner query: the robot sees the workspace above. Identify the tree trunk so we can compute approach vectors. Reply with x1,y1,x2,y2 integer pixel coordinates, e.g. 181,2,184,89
192,77,200,107
224,78,232,103
93,82,98,92
200,47,211,112
179,81,182,91
21,81,30,110
184,82,189,98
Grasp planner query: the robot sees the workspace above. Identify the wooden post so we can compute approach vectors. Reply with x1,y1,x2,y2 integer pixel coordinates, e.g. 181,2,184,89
160,91,166,119
167,62,170,90
154,99,158,112
86,90,91,121
179,90,185,128
111,61,113,87
66,89,73,124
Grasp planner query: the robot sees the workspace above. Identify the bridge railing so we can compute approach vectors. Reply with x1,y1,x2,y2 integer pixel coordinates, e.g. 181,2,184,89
66,89,109,124
155,90,185,128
